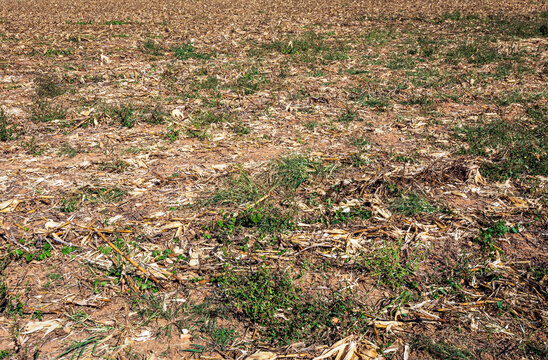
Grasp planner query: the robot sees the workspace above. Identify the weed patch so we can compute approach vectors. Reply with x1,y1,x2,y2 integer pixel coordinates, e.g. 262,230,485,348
35,75,65,98
141,39,164,56
455,116,547,180
0,109,15,141
205,170,265,206
474,220,517,253
98,159,131,173
173,42,211,60
272,154,312,190
30,99,66,123
219,267,368,344
362,239,420,290
391,193,440,216
104,103,137,128
411,335,472,359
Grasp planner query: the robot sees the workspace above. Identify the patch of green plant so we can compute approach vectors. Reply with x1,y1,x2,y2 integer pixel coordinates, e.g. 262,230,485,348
231,121,250,135
361,28,396,45
474,220,517,253
24,241,53,262
495,90,547,106
402,94,433,107
173,42,211,60
0,350,10,359
57,336,104,359
483,14,548,38
48,273,61,280
362,239,420,291
446,42,505,64
140,104,168,125
344,68,368,75
98,159,130,173
455,117,547,180
193,110,229,126
523,341,548,359
58,143,83,158
206,170,265,206
219,267,368,344
336,107,359,122
233,68,267,95
265,31,325,55
193,76,219,91
349,87,390,109
104,20,126,25
5,296,25,317
439,10,462,22
322,205,372,225
30,99,66,123
59,193,81,213
0,108,15,141
272,154,312,190
104,103,137,128
83,186,126,204
35,74,65,98
22,136,44,156
141,39,164,56
387,54,416,70
322,46,349,62
44,48,73,57
411,335,472,359
234,205,294,234
200,316,238,350
526,105,547,122
164,123,180,142
186,128,209,140
391,193,439,216
0,279,7,312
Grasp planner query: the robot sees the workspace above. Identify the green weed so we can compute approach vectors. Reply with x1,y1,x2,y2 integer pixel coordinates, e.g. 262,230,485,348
387,54,416,70
362,28,396,45
59,193,81,213
141,104,168,125
411,335,472,359
58,143,83,158
336,108,359,122
206,170,264,206
446,42,504,64
193,76,219,91
0,108,14,141
234,205,294,234
391,193,439,216
30,99,66,123
22,136,44,156
233,68,267,95
173,42,211,60
165,123,180,142
362,239,419,290
43,48,73,57
104,20,126,25
35,74,65,98
231,121,250,135
219,267,368,344
104,103,137,128
455,117,547,180
98,159,130,173
474,220,517,253
141,39,164,56
265,31,325,55
273,155,312,190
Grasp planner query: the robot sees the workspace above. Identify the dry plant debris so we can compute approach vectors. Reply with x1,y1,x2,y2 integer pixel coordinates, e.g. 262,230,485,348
0,0,547,359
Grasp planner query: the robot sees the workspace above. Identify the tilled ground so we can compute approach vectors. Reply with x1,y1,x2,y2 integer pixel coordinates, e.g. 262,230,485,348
0,1,546,359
